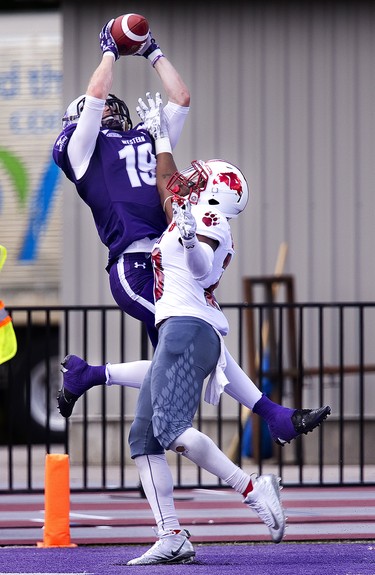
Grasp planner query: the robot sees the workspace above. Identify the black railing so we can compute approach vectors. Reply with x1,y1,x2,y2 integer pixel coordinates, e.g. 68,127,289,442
1,297,374,493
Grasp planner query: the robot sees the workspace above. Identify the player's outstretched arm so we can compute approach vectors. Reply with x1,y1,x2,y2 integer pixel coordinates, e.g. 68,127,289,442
174,200,216,281
135,30,190,107
85,21,119,100
137,92,177,223
67,21,118,178
153,55,190,108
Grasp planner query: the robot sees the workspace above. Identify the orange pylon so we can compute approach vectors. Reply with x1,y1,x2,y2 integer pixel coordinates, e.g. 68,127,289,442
37,454,77,548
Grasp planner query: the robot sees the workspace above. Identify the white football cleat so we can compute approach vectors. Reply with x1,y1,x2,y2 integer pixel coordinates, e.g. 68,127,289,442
244,474,286,543
127,528,195,565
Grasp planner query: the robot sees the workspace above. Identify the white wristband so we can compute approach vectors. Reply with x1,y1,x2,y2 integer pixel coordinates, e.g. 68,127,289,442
149,49,164,66
155,137,172,155
103,51,116,60
163,195,174,211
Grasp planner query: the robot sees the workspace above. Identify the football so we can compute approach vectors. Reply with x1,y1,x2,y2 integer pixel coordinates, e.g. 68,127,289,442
110,13,149,56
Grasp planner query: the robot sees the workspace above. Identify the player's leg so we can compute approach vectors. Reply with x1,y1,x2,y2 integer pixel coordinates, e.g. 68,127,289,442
128,453,195,566
142,320,285,545
128,362,187,542
57,252,156,417
223,348,331,444
109,252,158,347
169,427,286,543
127,317,219,565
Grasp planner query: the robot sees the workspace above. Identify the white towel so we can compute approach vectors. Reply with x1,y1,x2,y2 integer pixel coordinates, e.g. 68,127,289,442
204,328,229,405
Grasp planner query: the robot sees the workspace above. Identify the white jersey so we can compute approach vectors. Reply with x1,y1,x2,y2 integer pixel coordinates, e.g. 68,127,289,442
152,204,234,335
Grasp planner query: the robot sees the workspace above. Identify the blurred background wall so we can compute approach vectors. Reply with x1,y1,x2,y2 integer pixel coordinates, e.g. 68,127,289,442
53,1,375,311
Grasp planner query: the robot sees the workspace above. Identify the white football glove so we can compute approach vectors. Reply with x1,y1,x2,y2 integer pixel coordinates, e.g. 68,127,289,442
173,199,197,242
136,92,168,140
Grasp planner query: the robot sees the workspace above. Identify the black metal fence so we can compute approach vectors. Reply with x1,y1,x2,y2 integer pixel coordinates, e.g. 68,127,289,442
1,285,374,493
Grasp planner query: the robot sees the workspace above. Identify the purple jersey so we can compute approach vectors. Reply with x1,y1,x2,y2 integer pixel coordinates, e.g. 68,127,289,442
53,123,167,269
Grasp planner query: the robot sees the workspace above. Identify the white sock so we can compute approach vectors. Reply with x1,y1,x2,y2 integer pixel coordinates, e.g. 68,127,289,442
105,360,151,388
170,428,250,494
134,454,181,533
223,348,262,408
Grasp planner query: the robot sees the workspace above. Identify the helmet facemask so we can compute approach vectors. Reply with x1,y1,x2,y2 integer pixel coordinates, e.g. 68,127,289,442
166,160,209,205
62,93,132,131
102,94,133,131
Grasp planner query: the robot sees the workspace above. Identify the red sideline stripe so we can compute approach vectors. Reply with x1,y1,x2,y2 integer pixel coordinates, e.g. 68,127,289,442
1,498,374,512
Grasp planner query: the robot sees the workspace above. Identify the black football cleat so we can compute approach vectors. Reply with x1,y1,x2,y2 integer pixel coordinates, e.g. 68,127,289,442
274,405,332,446
291,405,332,436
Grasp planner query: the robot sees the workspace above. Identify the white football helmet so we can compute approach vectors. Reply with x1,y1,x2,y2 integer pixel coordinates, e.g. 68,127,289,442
62,93,132,131
167,159,249,218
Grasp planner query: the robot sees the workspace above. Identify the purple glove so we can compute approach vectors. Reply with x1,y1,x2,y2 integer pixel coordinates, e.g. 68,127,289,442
99,19,119,61
133,30,164,66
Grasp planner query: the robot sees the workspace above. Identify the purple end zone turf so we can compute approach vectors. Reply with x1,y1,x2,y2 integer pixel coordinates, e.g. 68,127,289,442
0,542,374,575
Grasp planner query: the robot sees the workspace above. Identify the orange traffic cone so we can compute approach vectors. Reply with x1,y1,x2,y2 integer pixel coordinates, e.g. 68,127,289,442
37,453,77,548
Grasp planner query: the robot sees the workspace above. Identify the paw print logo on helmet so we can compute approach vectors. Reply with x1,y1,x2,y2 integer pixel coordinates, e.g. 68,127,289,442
167,159,249,219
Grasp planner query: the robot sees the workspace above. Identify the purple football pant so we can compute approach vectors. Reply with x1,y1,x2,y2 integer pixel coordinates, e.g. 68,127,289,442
109,252,158,348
